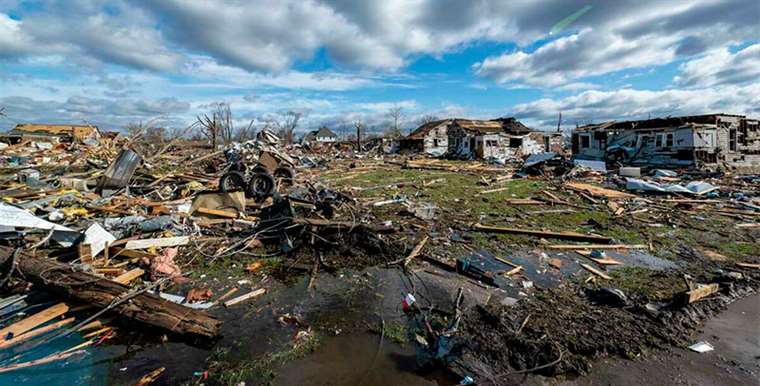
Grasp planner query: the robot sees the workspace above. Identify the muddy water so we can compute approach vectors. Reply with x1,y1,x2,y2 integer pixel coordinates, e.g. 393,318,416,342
274,332,458,385
96,266,491,385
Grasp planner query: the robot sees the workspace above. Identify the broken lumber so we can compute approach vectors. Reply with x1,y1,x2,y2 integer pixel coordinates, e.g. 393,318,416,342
546,244,647,250
736,262,760,269
504,199,544,205
113,268,145,284
125,236,189,250
0,246,219,339
224,288,266,307
473,223,612,243
0,317,75,350
580,263,612,280
0,303,69,340
680,283,719,304
565,182,636,199
195,207,239,219
403,236,429,268
575,250,624,265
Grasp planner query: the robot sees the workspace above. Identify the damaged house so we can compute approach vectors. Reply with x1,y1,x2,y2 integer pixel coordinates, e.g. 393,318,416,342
1,123,101,144
572,114,760,170
301,126,338,145
398,119,452,156
447,118,541,160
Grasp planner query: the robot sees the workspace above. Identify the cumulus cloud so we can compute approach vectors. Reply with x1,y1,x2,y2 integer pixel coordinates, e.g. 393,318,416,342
674,44,760,88
181,56,377,91
474,0,760,87
1,1,179,71
0,95,191,129
512,84,760,129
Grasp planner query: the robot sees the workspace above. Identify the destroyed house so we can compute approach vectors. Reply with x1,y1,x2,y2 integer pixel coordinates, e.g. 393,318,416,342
302,126,338,144
447,118,540,160
399,119,452,156
1,123,101,144
572,114,760,170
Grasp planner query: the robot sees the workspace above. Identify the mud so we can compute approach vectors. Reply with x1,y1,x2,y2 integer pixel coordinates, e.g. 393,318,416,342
540,294,760,386
458,276,758,384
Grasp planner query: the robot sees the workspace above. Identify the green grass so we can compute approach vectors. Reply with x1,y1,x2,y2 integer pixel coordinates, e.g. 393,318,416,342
208,331,322,384
609,267,687,301
369,320,408,344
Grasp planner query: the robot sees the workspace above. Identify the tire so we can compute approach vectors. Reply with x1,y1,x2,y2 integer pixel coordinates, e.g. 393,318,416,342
273,166,295,189
251,164,269,174
219,171,246,192
247,172,276,202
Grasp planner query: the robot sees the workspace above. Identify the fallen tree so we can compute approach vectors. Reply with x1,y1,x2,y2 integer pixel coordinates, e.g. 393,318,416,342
0,246,220,340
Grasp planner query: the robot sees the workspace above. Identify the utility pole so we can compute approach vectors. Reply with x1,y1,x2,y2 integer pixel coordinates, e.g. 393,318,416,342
355,121,362,151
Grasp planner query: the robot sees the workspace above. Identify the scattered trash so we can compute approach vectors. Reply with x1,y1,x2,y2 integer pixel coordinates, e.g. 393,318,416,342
688,341,714,353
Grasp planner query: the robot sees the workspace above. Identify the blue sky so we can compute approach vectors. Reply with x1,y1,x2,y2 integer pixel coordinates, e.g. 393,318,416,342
1,0,758,134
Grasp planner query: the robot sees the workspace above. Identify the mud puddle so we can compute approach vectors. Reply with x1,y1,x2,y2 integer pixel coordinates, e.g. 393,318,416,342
274,332,460,386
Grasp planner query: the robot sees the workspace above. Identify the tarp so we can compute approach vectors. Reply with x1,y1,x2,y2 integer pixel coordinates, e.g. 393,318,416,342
523,152,558,168
625,178,719,195
573,159,607,172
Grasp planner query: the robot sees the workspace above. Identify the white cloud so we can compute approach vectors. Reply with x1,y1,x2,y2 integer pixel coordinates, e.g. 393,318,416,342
674,44,760,88
0,13,35,56
352,100,417,112
512,84,760,129
182,56,376,91
474,0,759,87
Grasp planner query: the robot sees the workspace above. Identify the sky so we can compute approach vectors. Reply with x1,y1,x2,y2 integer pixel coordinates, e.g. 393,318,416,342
0,0,759,135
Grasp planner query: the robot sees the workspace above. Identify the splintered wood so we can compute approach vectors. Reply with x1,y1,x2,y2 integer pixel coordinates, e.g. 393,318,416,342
564,182,636,199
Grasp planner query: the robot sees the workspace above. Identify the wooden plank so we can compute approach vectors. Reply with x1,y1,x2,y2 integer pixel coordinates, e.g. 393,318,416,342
403,236,429,267
195,207,239,219
212,288,238,306
113,268,145,284
0,317,75,350
683,283,719,304
493,255,520,268
473,223,612,243
565,182,636,199
575,250,624,265
546,244,647,250
504,266,523,276
580,263,612,280
0,303,69,340
224,288,266,307
504,199,545,205
736,262,760,269
109,247,156,260
125,236,189,250
477,186,511,195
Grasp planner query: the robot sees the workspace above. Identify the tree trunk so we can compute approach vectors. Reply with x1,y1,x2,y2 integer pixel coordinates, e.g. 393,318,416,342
0,246,220,340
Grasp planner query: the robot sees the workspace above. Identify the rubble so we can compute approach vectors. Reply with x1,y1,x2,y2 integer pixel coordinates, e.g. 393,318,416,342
0,117,758,385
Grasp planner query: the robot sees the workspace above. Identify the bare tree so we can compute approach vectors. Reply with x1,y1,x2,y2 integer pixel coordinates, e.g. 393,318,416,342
418,114,439,125
234,119,256,142
277,110,304,145
354,120,365,149
386,106,404,138
197,102,234,148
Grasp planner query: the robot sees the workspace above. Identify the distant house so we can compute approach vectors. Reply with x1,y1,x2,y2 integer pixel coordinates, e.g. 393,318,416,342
302,126,338,144
448,118,541,160
1,123,101,144
399,119,452,156
572,113,760,170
